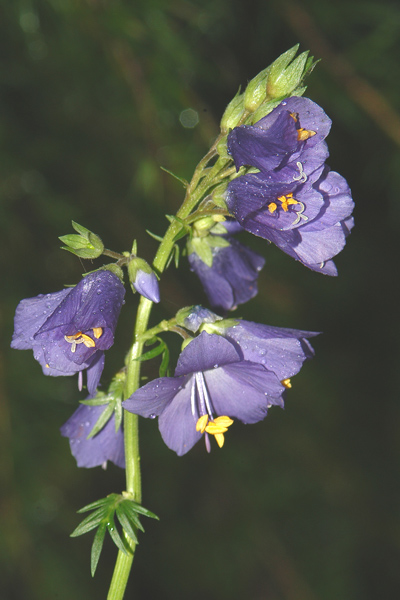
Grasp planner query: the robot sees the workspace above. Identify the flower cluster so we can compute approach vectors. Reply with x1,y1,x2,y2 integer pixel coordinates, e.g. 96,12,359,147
123,318,317,456
226,97,354,275
11,270,125,395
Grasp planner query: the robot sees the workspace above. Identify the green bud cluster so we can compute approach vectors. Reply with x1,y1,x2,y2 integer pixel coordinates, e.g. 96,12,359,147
219,44,316,133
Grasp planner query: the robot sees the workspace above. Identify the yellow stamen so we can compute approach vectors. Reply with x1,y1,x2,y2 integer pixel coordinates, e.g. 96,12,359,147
281,378,292,389
268,202,277,214
92,327,103,339
80,333,96,348
65,332,83,342
196,415,209,433
64,331,96,352
277,193,299,212
297,128,316,142
196,415,234,449
205,416,234,435
214,433,225,448
213,416,234,428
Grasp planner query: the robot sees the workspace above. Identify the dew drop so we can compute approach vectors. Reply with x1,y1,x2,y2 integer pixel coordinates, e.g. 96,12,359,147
149,414,156,419
213,364,219,368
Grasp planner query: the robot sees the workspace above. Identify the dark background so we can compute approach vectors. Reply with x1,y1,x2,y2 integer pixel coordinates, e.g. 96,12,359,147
1,1,399,599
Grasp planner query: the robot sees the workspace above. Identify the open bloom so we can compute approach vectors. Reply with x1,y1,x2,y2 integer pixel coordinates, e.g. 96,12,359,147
11,270,125,395
226,97,354,274
188,220,265,311
123,331,286,456
60,404,125,468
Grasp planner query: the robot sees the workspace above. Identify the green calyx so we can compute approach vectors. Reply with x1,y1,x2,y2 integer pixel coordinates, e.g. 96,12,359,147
59,220,104,259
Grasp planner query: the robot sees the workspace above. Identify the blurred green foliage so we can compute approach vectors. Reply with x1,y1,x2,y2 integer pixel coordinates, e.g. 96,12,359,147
1,1,400,599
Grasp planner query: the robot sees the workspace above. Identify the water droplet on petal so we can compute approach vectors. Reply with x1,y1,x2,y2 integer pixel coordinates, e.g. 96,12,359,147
213,364,219,368
149,414,156,419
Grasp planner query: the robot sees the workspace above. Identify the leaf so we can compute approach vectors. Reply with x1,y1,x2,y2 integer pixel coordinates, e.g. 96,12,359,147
71,507,108,537
116,505,139,544
122,498,159,520
107,515,130,555
159,345,170,377
80,396,109,407
86,402,114,439
77,497,111,513
90,523,107,577
160,166,188,187
173,244,180,269
134,341,166,362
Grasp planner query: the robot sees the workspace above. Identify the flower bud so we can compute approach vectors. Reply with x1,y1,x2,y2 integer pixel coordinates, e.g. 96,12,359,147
59,220,104,259
266,45,309,99
220,93,245,132
244,66,271,112
175,305,222,333
128,257,160,303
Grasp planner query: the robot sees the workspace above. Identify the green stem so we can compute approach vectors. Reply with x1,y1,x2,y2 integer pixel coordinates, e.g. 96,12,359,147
107,134,228,600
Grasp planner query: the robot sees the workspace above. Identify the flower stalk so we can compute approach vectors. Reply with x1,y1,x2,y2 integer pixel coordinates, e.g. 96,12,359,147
107,132,230,600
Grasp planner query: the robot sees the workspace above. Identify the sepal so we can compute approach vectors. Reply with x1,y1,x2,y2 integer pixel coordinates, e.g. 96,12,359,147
59,221,104,259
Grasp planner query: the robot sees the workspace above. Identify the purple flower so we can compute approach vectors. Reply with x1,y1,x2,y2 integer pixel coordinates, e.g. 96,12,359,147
11,270,125,395
188,225,265,312
60,404,125,468
212,319,318,381
123,331,286,456
226,97,354,274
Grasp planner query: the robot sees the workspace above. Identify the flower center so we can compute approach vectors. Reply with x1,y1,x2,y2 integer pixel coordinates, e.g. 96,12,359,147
196,414,234,448
268,193,299,214
64,327,103,353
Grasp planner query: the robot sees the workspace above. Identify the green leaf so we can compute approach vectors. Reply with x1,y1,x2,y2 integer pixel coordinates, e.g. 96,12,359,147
114,396,123,433
146,229,164,243
91,523,107,577
77,497,110,513
71,507,108,537
86,403,114,439
80,394,109,407
122,498,159,521
107,515,130,555
173,244,180,269
134,341,166,362
116,505,139,544
159,345,170,377
160,166,188,187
